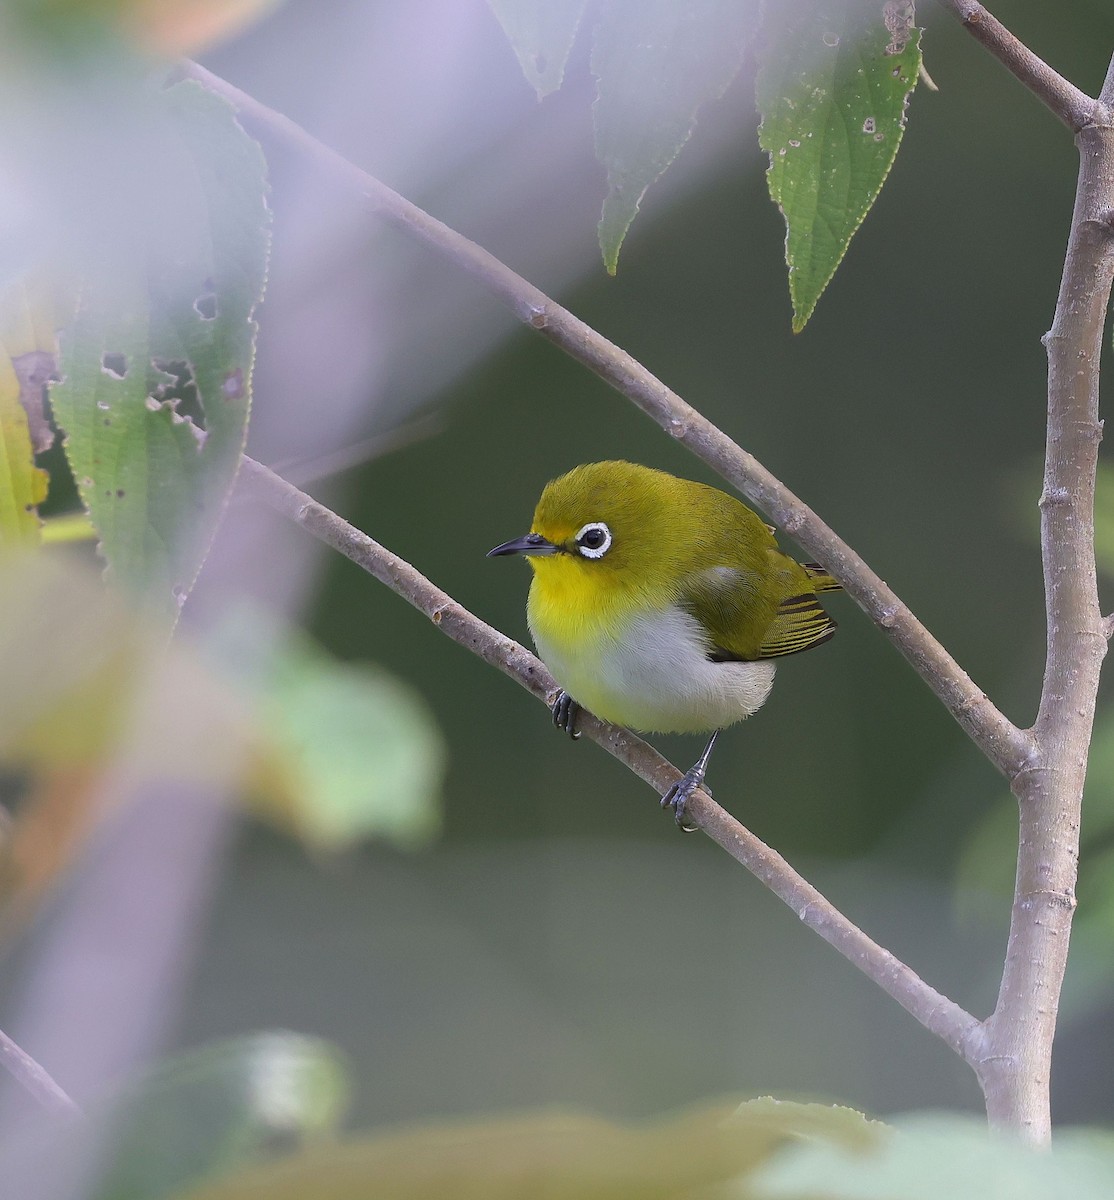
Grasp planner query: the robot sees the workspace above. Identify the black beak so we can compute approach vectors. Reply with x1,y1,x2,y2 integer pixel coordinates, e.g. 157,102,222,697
487,532,559,558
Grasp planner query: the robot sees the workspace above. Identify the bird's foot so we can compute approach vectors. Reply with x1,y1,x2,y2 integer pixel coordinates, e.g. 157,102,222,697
551,690,581,739
661,730,720,832
660,766,706,833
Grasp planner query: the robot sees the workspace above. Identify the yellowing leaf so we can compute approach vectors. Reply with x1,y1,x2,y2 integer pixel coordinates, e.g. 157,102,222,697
0,356,48,545
170,1096,881,1200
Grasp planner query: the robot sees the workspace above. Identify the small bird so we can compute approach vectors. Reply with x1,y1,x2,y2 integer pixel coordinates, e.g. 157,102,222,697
488,461,839,827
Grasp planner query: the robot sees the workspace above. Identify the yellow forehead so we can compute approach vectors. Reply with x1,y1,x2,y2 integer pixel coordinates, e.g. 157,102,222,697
531,460,677,537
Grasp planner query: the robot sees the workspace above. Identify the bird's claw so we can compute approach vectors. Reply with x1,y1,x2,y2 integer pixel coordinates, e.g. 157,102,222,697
661,768,705,833
551,690,581,739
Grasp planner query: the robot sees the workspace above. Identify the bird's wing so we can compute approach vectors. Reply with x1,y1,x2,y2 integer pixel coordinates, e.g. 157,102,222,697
755,592,837,658
678,564,836,661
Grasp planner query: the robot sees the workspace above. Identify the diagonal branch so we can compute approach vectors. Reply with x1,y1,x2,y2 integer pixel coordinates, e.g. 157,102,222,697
935,1,1103,131
184,60,1034,783
0,1026,79,1118
238,455,983,1060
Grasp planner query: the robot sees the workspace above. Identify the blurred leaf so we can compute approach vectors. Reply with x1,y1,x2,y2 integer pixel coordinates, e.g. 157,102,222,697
954,799,1015,921
120,0,286,56
757,0,920,331
40,511,98,543
0,274,58,543
754,1113,1114,1199
592,0,753,274
956,701,1114,1019
51,79,270,621
0,553,254,920
261,649,444,850
213,610,444,850
488,0,588,99
93,1032,349,1200
2,0,282,58
1094,463,1114,578
1061,846,1114,1019
170,1096,879,1200
0,356,48,544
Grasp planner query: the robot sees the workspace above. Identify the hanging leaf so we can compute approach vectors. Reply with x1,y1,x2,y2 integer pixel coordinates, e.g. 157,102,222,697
593,0,754,274
51,79,270,620
488,0,588,99
757,0,921,331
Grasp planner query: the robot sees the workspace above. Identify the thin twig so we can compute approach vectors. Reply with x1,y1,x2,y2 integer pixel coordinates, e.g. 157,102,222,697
935,1,1102,131
267,412,444,488
238,455,982,1059
0,1026,80,1118
183,60,1034,783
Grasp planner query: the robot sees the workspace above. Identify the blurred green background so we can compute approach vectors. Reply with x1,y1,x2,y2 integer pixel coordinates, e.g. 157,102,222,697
7,0,1114,1142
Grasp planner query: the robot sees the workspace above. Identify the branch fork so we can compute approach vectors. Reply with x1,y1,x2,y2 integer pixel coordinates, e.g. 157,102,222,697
192,0,1112,1143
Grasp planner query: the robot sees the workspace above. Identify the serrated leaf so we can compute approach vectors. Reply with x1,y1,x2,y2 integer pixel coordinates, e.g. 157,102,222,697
51,79,269,620
168,1096,881,1200
757,0,921,331
488,0,588,99
92,1032,349,1200
593,0,753,274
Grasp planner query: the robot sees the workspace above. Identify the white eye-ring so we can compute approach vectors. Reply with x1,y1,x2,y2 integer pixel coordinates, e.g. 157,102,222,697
574,521,612,559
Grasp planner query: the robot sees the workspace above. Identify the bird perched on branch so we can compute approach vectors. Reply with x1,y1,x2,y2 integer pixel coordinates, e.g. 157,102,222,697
489,460,839,827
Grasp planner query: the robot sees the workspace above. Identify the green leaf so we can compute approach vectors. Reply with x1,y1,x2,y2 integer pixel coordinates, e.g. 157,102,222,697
168,1096,879,1200
210,609,444,850
754,1113,1114,1200
261,640,445,850
91,1032,350,1200
593,0,753,274
488,0,588,99
51,79,270,620
757,0,921,331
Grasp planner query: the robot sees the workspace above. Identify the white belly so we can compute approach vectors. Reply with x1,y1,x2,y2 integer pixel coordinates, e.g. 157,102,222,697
529,605,776,734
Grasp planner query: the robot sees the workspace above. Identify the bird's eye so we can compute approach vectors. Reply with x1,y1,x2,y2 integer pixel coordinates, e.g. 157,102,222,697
574,521,612,559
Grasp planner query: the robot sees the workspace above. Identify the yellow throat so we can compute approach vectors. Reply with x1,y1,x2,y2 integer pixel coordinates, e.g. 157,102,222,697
490,461,838,734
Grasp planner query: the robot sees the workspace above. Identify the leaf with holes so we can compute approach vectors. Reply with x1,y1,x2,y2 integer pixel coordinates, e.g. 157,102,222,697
593,0,754,274
757,0,921,331
51,80,269,619
488,0,588,99
0,276,56,545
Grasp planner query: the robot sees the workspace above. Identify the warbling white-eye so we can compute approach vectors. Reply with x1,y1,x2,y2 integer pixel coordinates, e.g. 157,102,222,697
488,461,840,827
